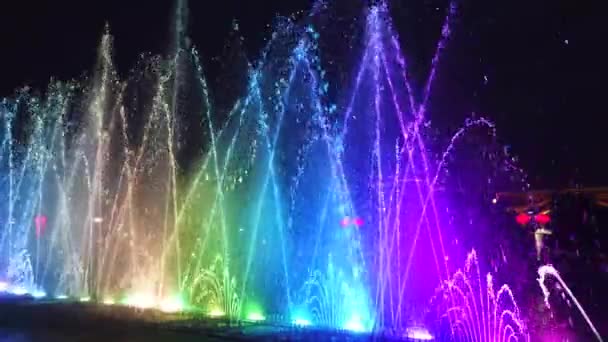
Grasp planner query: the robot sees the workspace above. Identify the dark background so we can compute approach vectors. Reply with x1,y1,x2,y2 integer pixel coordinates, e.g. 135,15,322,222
0,0,604,190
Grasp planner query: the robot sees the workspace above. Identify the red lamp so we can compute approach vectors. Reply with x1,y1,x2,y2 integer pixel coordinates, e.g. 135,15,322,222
535,213,551,225
35,215,48,238
515,213,531,226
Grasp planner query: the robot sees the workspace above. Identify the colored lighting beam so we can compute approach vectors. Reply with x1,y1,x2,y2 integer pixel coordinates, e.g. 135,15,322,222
351,3,454,327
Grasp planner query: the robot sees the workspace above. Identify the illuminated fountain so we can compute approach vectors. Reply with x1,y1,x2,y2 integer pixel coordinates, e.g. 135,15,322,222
430,250,528,341
0,4,192,301
0,0,542,339
538,265,603,341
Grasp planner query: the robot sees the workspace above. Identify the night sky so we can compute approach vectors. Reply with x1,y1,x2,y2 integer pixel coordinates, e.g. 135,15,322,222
0,0,605,189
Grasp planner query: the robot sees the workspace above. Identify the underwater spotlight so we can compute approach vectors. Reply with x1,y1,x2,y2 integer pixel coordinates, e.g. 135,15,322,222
343,315,366,333
246,312,265,321
405,327,434,340
208,308,225,317
10,287,28,296
292,318,311,327
32,290,46,299
124,293,155,309
159,296,185,313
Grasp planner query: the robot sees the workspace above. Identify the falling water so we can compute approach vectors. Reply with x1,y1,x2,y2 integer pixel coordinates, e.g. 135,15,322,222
430,250,528,341
0,0,569,340
538,265,603,341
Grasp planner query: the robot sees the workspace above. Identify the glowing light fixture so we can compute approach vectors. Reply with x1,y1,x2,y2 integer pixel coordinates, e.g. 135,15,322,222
10,287,28,296
208,308,225,317
0,281,8,292
124,293,155,309
246,312,265,321
103,297,115,305
159,296,185,313
515,213,531,226
55,294,68,300
353,217,364,227
292,318,311,326
34,215,48,238
340,216,350,227
32,290,46,299
405,326,434,340
343,315,365,333
535,213,550,225
341,216,363,228
79,296,91,302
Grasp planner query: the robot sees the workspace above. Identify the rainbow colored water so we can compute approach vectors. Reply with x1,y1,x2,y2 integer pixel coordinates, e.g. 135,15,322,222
0,0,536,339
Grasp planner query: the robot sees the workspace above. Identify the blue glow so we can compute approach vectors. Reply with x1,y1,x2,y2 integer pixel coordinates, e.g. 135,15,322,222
31,290,46,298
292,318,312,327
343,314,366,333
10,287,28,296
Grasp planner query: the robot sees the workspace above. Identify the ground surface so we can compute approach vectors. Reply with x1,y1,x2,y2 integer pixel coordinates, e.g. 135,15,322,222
0,328,228,342
0,299,410,341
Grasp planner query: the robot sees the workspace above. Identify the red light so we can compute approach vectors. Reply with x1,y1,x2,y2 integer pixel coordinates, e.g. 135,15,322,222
34,215,47,238
353,217,364,227
515,213,531,226
535,213,550,225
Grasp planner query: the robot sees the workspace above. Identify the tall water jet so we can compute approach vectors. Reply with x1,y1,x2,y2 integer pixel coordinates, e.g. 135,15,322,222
331,2,457,329
0,0,550,339
158,0,189,299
